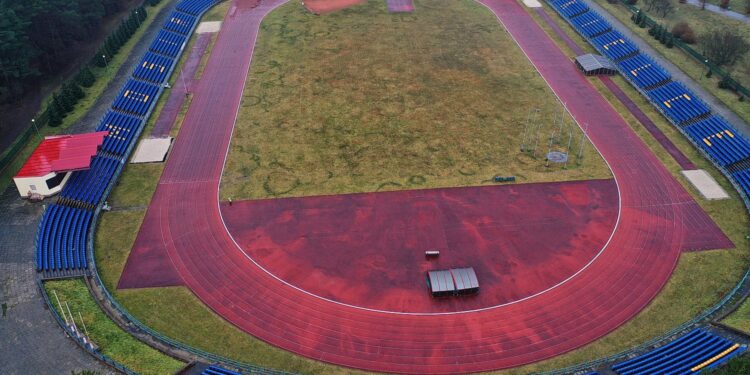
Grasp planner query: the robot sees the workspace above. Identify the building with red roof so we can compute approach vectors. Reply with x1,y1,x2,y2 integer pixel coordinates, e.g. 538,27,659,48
14,132,107,199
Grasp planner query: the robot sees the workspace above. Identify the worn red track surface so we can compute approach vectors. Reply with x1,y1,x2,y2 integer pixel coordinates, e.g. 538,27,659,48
119,0,732,373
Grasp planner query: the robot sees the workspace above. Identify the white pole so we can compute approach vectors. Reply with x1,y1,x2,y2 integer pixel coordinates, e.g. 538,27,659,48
65,302,77,331
53,290,68,325
78,311,90,337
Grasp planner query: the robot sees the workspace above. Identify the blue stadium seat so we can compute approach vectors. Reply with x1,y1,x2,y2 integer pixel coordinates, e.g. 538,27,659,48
150,29,187,58
164,10,197,35
685,116,750,167
592,30,638,61
570,11,611,38
133,51,175,84
647,82,710,125
612,329,744,375
618,54,670,90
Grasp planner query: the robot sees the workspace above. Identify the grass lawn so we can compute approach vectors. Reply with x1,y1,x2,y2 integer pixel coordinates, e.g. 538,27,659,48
219,0,610,201
88,1,750,374
0,0,173,194
723,298,750,333
592,0,750,123
43,279,185,375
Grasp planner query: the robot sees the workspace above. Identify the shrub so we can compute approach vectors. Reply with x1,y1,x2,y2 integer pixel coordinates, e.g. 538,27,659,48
720,0,730,8
672,22,697,44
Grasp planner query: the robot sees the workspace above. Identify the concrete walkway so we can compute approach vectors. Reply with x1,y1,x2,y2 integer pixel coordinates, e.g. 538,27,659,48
685,0,750,24
582,0,750,138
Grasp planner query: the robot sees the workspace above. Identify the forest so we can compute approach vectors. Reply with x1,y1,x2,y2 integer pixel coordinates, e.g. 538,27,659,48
0,0,131,104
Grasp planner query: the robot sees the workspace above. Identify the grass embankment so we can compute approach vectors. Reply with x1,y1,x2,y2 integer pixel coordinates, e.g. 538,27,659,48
0,0,173,193
219,0,610,201
592,0,750,123
723,298,750,333
43,279,184,375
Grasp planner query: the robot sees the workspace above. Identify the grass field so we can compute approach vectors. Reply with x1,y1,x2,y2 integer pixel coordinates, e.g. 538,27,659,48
219,0,610,201
592,0,750,124
87,1,750,374
43,279,185,375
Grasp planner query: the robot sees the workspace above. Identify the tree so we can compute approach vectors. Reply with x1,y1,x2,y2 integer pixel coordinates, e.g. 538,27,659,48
652,0,675,17
745,0,750,14
76,67,95,87
701,29,750,68
700,0,707,10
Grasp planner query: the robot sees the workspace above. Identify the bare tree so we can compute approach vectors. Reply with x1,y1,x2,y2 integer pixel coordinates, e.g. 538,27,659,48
653,0,675,17
701,0,707,10
701,29,750,68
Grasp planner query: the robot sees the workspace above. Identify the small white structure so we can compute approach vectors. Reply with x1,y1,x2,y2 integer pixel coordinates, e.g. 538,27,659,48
196,21,222,34
522,0,542,7
14,132,107,199
130,137,173,164
681,169,729,200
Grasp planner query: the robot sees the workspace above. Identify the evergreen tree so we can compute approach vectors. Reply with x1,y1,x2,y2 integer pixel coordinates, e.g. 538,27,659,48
77,67,96,87
46,103,63,127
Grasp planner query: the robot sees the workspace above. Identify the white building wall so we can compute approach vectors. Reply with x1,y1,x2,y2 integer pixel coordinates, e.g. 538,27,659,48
14,172,71,198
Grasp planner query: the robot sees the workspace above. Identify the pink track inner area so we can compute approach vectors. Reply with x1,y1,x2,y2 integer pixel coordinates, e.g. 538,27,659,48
221,180,618,313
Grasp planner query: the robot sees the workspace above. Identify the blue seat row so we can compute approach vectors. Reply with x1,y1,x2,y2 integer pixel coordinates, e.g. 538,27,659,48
647,82,710,125
612,329,742,375
685,116,750,167
202,365,243,375
551,0,589,19
113,79,160,116
733,169,750,198
60,155,121,206
618,54,670,90
570,11,611,38
150,29,187,58
164,10,197,35
177,0,221,16
133,51,175,84
592,30,638,61
96,111,143,156
36,204,92,271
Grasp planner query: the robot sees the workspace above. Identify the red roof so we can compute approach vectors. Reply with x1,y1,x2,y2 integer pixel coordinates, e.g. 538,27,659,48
15,132,108,178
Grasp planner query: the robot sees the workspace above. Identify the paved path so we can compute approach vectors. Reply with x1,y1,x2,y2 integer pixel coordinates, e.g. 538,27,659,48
0,1,181,373
685,0,750,24
536,8,696,169
0,188,112,374
123,0,730,372
582,0,750,138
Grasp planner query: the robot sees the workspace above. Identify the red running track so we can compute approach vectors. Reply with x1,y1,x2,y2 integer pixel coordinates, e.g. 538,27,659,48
119,0,732,373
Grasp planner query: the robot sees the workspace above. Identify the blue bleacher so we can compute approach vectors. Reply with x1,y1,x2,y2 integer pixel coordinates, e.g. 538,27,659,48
150,29,186,58
612,329,744,375
618,54,671,90
35,0,221,274
551,0,590,19
647,82,710,125
164,10,197,35
592,30,638,61
36,205,93,271
202,365,243,375
96,111,143,156
133,51,175,84
59,155,121,206
113,79,160,117
177,0,220,16
685,116,750,167
734,169,750,198
570,11,611,38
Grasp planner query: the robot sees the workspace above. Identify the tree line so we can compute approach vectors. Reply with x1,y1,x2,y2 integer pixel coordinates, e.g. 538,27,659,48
0,0,154,106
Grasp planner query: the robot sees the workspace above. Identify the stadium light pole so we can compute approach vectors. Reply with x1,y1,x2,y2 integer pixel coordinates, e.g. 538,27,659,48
31,118,40,139
102,54,108,71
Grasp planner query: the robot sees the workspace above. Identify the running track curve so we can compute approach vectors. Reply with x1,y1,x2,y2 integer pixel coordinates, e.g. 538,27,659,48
128,0,730,372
